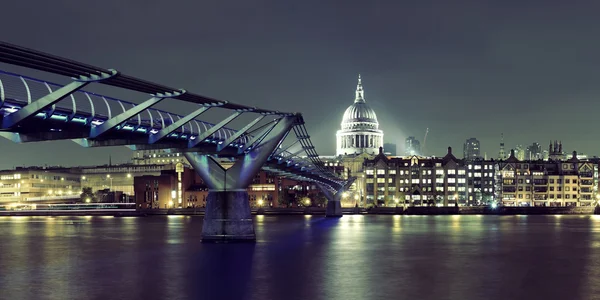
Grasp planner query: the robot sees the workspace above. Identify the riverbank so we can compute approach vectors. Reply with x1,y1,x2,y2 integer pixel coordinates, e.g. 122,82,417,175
1,206,597,216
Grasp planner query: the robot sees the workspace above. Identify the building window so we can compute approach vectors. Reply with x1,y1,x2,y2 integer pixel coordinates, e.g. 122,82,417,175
377,169,385,175
389,170,396,175
447,169,456,175
366,170,374,175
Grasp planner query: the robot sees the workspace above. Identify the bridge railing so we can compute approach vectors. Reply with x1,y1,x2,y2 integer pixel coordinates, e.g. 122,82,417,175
0,70,249,145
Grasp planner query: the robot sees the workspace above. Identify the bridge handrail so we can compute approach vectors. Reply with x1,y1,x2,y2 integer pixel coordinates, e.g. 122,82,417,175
0,41,290,115
0,70,250,144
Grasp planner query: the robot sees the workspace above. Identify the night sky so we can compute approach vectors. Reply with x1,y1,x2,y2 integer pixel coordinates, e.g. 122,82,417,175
2,0,600,169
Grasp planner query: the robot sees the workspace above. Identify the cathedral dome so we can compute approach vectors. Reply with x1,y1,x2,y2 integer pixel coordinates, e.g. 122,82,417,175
336,74,384,156
340,75,379,130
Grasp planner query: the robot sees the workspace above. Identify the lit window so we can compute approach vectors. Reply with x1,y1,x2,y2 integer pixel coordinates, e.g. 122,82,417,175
389,170,396,175
377,169,385,175
366,170,374,175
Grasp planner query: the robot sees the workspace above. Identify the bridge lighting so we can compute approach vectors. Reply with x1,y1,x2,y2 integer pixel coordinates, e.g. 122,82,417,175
85,198,91,203
127,174,132,178
257,199,264,207
342,192,349,198
169,200,174,207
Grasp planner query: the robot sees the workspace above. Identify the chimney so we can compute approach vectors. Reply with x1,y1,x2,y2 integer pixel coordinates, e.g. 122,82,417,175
447,147,452,154
379,146,383,155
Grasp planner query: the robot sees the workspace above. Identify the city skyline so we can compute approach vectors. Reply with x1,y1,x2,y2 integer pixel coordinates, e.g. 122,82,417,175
1,0,600,169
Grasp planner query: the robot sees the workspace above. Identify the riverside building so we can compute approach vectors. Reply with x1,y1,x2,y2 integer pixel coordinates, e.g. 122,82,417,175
362,147,496,207
498,150,598,206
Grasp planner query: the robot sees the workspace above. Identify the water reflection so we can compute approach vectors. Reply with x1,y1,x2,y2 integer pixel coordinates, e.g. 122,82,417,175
1,215,600,300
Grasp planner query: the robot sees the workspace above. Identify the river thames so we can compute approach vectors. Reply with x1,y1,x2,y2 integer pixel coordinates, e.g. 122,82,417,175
2,215,600,300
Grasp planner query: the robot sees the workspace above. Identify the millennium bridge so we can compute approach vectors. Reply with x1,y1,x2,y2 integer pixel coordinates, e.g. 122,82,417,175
0,41,354,242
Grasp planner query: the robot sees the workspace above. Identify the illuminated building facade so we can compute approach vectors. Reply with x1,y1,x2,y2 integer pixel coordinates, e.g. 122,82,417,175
0,167,80,204
498,150,598,206
362,147,496,207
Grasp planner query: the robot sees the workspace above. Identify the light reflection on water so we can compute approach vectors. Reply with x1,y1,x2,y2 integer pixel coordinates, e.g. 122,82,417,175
1,215,600,300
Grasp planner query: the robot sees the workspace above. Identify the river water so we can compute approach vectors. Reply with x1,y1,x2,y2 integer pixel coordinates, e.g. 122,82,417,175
1,215,600,300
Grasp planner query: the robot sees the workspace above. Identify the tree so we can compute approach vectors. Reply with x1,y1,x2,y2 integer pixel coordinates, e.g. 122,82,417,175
80,187,96,203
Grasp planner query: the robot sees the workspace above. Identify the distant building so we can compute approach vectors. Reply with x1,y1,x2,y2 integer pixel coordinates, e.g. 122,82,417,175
405,137,421,156
0,167,80,204
498,133,506,160
525,142,543,160
514,145,525,161
463,138,481,160
133,165,323,209
383,143,397,156
548,140,565,160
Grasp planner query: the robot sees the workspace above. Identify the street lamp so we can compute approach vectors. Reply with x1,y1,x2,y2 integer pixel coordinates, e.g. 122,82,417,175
258,199,264,207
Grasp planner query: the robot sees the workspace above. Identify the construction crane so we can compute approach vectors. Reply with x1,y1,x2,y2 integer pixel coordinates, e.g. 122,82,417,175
422,128,429,156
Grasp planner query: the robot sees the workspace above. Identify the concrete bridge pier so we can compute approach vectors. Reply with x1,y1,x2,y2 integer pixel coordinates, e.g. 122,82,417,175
184,116,297,242
319,178,356,218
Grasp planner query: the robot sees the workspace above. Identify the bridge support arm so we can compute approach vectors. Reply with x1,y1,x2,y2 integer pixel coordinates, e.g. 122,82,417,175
188,112,243,147
216,115,265,152
90,90,184,139
149,106,210,144
183,115,297,242
2,70,116,129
